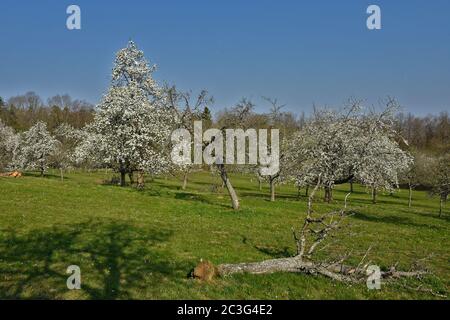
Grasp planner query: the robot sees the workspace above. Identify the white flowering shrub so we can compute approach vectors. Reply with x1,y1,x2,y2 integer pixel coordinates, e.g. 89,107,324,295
16,121,59,176
51,123,84,178
0,120,20,171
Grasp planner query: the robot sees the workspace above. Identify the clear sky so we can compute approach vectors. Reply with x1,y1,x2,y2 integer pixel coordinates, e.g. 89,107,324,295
0,0,449,115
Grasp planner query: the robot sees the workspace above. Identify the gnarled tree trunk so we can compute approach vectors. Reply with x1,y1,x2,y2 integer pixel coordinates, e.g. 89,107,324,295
218,164,239,210
324,186,333,203
137,171,145,189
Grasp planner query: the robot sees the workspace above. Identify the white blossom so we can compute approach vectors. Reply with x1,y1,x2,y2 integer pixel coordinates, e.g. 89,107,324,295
17,121,59,175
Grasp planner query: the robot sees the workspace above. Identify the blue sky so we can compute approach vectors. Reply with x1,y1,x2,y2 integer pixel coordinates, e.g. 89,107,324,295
0,0,449,115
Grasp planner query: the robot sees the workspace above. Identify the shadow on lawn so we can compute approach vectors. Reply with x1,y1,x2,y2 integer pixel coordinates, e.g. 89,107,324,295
0,220,183,299
22,172,70,181
351,212,442,230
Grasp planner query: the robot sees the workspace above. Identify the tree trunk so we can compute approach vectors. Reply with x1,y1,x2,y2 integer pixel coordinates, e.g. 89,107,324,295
439,197,443,217
350,180,354,193
208,257,426,283
120,170,126,187
218,164,239,210
324,186,333,203
270,178,276,202
258,178,262,191
128,171,134,186
305,185,309,197
137,171,145,189
60,168,64,182
372,187,377,204
408,185,412,208
182,172,188,190
40,167,45,177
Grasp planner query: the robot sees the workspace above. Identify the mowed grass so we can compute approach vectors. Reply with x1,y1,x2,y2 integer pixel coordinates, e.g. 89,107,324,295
0,170,448,299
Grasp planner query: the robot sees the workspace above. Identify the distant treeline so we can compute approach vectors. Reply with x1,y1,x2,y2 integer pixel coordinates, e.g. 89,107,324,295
394,111,450,154
0,91,448,155
0,92,95,131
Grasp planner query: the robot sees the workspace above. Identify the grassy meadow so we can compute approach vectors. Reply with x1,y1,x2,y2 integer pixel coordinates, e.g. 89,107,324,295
0,170,448,299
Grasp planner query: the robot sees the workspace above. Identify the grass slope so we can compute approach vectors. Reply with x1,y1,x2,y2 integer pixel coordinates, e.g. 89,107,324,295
0,170,448,299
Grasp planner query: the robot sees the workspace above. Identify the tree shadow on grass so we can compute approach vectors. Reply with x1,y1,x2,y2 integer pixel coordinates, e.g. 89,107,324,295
173,192,232,209
241,236,293,259
0,220,186,299
400,208,450,223
254,245,293,258
351,211,442,230
22,172,70,181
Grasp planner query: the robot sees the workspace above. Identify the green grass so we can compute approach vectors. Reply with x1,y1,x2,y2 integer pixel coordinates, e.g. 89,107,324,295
0,170,448,299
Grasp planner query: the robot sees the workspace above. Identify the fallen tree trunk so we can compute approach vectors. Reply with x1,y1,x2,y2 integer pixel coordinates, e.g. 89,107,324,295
217,257,354,282
212,257,427,283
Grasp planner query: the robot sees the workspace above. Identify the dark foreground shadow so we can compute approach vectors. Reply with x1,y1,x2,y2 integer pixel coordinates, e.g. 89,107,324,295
0,220,184,299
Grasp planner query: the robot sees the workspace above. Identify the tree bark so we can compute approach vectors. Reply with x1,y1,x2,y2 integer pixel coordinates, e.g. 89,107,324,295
372,187,377,204
350,180,354,193
182,172,188,190
270,178,276,202
408,185,413,208
128,171,134,185
60,168,64,182
120,170,126,187
218,164,239,210
439,197,443,217
305,185,309,197
212,257,426,283
137,171,145,189
324,186,333,203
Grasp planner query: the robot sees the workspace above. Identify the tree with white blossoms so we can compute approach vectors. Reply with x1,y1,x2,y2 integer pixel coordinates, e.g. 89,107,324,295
284,98,412,203
77,41,175,188
51,123,84,181
17,121,59,176
0,120,20,171
430,154,450,217
355,132,412,203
